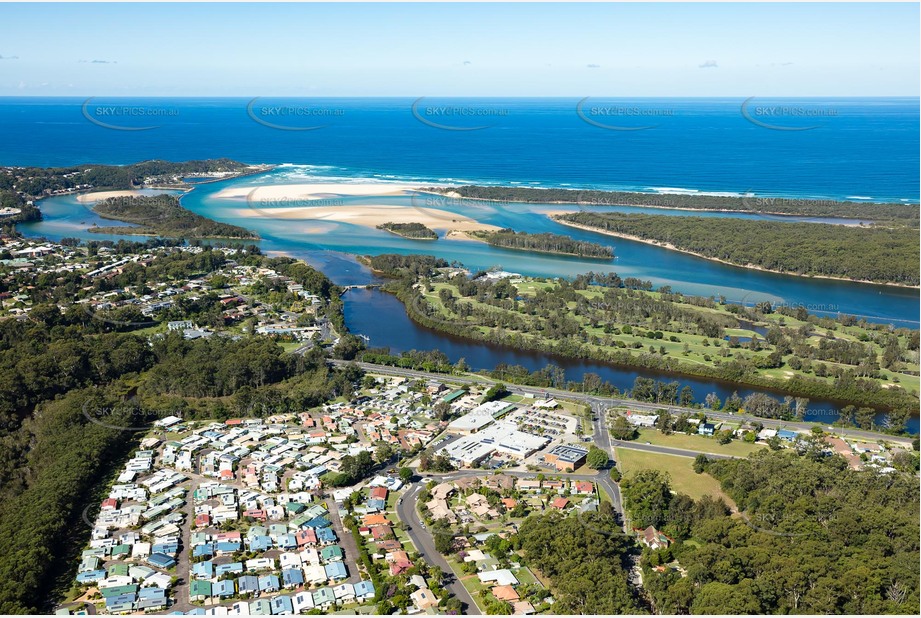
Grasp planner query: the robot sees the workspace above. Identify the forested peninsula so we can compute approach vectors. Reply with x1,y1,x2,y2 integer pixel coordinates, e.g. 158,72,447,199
554,212,919,287
92,195,258,239
421,185,919,222
366,254,920,420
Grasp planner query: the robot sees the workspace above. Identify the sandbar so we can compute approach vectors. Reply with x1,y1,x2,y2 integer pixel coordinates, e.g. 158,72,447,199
77,190,148,203
232,203,500,232
214,183,424,201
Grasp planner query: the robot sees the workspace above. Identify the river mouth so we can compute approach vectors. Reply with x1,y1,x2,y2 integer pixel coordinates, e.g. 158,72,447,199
20,167,920,329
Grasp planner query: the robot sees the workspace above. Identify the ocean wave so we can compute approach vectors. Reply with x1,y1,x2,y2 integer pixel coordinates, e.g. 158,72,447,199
258,167,915,203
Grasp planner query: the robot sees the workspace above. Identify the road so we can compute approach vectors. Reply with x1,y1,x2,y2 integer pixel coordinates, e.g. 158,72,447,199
167,478,197,614
395,483,482,615
325,499,364,585
588,400,626,528
338,358,911,609
331,360,914,447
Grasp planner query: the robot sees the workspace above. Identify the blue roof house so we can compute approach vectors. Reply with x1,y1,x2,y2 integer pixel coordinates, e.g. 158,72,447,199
215,562,244,577
271,595,294,615
316,527,336,544
354,580,376,600
325,561,348,581
214,580,236,598
146,553,177,569
282,568,305,588
192,561,214,579
237,575,259,596
258,574,280,594
248,536,272,552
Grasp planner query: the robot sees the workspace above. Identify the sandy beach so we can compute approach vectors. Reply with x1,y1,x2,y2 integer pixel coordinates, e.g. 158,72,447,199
76,190,147,203
444,230,482,241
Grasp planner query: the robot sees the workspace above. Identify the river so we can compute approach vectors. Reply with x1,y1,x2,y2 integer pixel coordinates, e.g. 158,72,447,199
18,174,919,432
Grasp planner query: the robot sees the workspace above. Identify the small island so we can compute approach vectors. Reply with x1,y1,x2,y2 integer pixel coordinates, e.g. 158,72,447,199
91,194,259,239
376,221,438,240
468,228,614,259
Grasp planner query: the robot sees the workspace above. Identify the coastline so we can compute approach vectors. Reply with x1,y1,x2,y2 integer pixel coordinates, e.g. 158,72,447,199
416,188,914,223
551,217,920,290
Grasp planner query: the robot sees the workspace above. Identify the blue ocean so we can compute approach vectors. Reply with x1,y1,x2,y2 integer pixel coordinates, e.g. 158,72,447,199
1,96,918,202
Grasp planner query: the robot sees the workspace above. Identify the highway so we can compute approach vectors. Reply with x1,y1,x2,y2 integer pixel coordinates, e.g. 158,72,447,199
331,360,914,447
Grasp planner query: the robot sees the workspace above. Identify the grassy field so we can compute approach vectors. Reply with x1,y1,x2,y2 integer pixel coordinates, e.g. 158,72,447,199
418,278,918,401
615,447,736,508
635,428,766,457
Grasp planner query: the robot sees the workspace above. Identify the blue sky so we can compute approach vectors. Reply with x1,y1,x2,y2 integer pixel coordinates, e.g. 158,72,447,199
0,2,918,96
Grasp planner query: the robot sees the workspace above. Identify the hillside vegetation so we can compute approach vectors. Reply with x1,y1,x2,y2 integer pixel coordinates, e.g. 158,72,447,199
92,195,258,239
630,449,920,614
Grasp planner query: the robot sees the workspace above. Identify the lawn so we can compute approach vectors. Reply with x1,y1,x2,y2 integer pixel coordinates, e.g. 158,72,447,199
635,429,765,457
615,447,737,508
514,567,541,587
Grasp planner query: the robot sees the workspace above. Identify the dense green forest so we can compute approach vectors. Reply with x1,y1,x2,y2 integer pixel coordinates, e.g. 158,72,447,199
555,212,919,286
0,159,249,197
421,185,919,222
91,194,258,239
376,221,438,240
626,449,920,614
0,247,355,612
0,159,253,227
516,511,644,614
366,254,920,423
0,192,41,223
469,228,614,259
